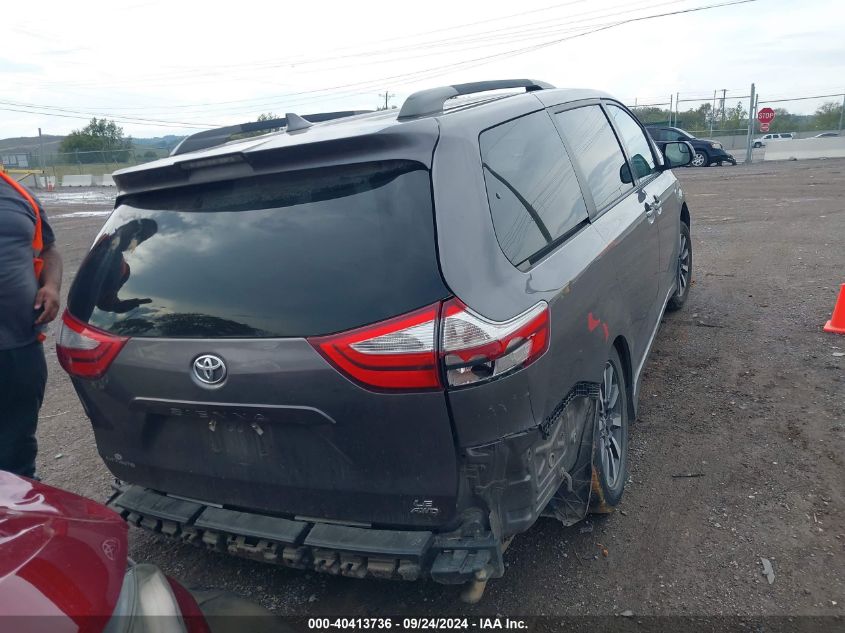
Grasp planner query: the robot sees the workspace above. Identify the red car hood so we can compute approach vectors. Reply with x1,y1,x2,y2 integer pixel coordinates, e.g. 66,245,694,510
0,472,127,630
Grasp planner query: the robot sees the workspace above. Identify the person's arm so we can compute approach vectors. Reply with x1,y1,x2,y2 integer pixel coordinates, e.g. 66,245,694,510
34,242,63,325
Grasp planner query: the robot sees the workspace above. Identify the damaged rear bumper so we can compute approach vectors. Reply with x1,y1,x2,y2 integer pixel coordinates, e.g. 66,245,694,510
109,484,504,585
107,385,601,585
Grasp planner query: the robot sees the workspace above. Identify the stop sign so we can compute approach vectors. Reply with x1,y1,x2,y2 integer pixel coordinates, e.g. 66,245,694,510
760,122,770,132
758,107,775,124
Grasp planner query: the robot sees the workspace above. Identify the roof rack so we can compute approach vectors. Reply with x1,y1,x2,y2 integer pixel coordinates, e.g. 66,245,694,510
398,79,554,120
170,110,373,157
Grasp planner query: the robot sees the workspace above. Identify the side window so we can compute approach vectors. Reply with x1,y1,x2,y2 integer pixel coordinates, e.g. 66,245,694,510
480,111,589,266
607,104,656,181
554,105,634,211
670,130,687,142
648,128,666,142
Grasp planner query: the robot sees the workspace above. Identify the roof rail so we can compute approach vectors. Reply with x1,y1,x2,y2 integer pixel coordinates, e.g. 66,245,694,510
170,110,373,156
398,79,554,120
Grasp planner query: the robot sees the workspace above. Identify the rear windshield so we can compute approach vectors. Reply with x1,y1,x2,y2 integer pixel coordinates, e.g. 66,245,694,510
68,160,447,338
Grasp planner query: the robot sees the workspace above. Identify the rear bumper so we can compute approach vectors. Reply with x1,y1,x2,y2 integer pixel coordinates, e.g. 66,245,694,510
109,484,503,585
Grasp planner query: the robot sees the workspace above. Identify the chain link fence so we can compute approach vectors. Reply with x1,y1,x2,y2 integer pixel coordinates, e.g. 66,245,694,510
627,87,845,153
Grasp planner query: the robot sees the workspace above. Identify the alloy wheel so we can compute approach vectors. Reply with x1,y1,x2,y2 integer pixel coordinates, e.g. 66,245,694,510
678,231,691,296
692,152,706,167
598,361,624,489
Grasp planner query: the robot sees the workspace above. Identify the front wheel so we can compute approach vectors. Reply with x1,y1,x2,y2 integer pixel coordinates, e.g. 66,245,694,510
667,221,692,311
753,142,762,148
590,349,629,513
691,151,709,167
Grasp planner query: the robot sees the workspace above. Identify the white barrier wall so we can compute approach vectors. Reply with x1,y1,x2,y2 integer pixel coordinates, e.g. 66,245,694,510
62,174,95,187
764,138,845,161
94,174,116,187
37,176,57,188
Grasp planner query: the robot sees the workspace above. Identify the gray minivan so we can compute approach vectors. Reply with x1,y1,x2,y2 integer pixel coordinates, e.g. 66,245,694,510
58,80,693,591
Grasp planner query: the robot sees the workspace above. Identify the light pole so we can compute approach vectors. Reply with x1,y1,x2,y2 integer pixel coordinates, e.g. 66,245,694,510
745,83,756,165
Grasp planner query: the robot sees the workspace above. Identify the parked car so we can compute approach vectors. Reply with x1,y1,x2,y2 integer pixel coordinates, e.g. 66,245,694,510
752,132,795,148
0,471,209,633
57,80,694,592
646,125,736,167
812,132,839,138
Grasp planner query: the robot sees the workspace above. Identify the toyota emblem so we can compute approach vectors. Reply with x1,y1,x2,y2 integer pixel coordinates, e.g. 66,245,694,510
193,354,227,385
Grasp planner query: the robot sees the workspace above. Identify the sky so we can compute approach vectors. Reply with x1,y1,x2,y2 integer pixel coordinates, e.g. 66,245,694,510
2,0,844,140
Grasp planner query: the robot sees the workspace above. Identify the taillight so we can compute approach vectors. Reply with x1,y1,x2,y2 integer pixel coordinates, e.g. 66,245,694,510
308,303,441,391
440,298,549,387
309,300,550,391
56,310,128,379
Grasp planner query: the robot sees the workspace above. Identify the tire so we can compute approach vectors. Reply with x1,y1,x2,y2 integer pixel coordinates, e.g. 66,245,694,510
753,142,762,148
590,348,629,513
691,150,709,167
667,221,692,311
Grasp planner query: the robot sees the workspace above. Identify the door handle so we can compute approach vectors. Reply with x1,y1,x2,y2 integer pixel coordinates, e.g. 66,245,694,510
645,203,656,222
652,194,663,215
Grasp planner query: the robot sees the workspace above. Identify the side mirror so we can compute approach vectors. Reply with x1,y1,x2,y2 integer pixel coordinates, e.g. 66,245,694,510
662,141,694,168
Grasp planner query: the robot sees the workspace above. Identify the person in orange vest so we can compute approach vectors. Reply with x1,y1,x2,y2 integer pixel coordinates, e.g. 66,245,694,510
0,172,63,478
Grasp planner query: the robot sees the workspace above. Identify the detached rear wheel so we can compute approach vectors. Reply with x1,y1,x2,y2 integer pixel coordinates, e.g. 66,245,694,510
667,221,692,311
590,349,629,513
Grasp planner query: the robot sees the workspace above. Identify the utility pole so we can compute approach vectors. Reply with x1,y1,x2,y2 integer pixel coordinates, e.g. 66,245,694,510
745,83,756,165
378,91,395,110
839,92,844,133
38,128,45,189
669,94,673,126
720,88,727,129
675,92,680,127
710,90,717,135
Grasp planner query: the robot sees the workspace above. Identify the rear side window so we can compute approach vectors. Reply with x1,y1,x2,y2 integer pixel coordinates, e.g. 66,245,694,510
554,105,633,211
608,105,657,181
647,128,667,142
480,110,588,266
68,161,447,338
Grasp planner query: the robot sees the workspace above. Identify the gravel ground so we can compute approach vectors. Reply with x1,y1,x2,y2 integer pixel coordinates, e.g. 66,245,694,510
33,159,844,619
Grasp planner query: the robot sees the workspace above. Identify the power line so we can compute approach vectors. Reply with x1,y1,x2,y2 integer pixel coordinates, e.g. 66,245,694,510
0,105,214,130
22,0,598,91
758,92,844,104
115,0,764,118
10,0,740,103
5,0,758,131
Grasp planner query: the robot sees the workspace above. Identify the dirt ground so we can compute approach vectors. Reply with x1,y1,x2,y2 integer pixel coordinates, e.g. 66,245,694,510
34,160,844,619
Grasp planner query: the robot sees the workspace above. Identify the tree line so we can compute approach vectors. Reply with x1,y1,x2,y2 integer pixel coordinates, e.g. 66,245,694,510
55,100,842,166
632,100,842,136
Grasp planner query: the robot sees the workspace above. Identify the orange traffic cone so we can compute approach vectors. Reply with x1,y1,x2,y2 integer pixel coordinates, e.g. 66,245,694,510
824,284,845,334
